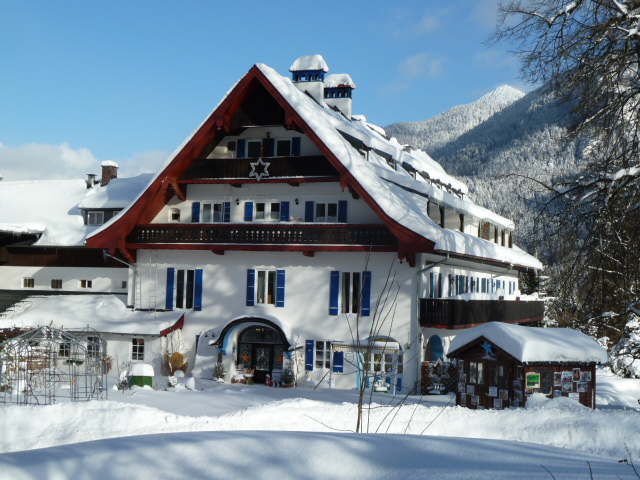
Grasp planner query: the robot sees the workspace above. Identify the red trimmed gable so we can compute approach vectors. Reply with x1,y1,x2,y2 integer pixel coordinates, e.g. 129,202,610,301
87,64,435,261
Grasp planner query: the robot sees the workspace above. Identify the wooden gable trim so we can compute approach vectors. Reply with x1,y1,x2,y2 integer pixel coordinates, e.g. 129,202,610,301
87,64,436,256
167,178,186,201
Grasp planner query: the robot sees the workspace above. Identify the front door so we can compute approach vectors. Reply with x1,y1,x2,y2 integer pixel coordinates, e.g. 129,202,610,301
237,326,284,384
253,344,272,384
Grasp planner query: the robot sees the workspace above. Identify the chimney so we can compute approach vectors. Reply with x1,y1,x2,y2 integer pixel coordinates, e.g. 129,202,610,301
86,173,97,189
324,74,356,119
101,161,119,186
289,54,329,104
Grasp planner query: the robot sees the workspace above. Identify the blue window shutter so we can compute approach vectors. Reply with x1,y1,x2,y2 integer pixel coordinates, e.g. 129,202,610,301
437,273,443,298
280,201,290,222
246,269,255,306
292,137,301,156
338,200,348,223
466,276,470,294
305,201,314,222
192,202,201,223
329,271,340,315
237,139,246,158
397,377,402,392
263,138,274,157
165,268,175,310
457,275,463,295
223,201,231,223
244,201,254,222
194,269,203,311
276,270,285,307
361,271,372,316
333,351,344,373
305,340,314,371
430,272,435,299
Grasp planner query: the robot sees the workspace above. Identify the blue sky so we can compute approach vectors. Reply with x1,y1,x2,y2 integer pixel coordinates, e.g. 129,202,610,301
0,0,524,181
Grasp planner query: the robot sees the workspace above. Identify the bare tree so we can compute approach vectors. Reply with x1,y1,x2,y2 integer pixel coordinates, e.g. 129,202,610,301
492,1,640,360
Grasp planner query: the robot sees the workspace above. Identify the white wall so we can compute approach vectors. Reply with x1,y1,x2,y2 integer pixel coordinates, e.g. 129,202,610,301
0,266,129,293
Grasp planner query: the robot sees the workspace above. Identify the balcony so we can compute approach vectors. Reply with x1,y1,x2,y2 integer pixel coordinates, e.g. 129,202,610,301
419,298,544,329
126,223,397,248
179,155,339,181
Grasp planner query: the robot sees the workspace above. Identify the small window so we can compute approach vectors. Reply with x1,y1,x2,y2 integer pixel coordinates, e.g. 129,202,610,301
132,338,145,361
58,342,70,358
169,208,180,222
87,211,105,226
51,279,63,289
80,279,93,289
253,202,281,222
315,341,331,369
22,278,34,288
227,140,236,151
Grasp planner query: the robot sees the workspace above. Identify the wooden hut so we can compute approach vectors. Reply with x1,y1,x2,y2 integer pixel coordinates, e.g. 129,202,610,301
447,322,607,409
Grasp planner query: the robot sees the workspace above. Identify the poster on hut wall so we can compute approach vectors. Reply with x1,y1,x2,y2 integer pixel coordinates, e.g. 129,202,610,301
500,390,509,401
526,372,540,389
461,393,467,405
554,372,562,386
581,371,592,382
562,381,574,393
568,392,580,401
572,368,581,381
494,398,502,409
488,386,497,397
561,371,573,382
577,382,588,393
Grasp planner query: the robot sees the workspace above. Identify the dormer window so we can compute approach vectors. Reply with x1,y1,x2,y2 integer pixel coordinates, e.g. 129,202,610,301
247,140,262,157
87,211,104,226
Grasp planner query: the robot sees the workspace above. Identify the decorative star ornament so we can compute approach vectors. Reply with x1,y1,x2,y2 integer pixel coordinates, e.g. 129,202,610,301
481,341,496,358
249,157,270,181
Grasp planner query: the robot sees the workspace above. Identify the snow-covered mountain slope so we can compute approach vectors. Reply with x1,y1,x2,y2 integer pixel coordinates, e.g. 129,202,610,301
386,85,525,152
386,86,586,259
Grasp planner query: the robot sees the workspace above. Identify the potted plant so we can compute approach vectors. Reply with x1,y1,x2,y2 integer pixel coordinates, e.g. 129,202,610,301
280,365,295,388
213,362,226,382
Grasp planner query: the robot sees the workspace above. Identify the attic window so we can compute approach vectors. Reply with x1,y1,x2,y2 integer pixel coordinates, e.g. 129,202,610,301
169,208,181,222
227,141,236,152
87,211,104,226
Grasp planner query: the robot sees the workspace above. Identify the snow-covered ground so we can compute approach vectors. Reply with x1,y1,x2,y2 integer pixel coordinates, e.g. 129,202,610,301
1,367,639,479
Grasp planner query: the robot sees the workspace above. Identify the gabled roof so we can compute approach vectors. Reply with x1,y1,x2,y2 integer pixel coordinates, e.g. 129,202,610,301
0,175,150,246
448,322,607,364
87,62,542,271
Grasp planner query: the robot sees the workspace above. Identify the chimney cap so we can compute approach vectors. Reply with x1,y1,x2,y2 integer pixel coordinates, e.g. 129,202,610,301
101,160,119,168
325,73,356,90
290,55,329,73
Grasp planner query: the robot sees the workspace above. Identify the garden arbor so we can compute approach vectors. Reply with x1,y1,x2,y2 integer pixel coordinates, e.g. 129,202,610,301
0,325,108,405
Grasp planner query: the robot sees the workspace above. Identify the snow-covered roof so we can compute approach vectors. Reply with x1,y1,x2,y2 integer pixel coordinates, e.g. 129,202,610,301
325,74,356,89
88,61,542,270
289,54,329,72
4,295,182,335
0,175,150,246
449,322,607,364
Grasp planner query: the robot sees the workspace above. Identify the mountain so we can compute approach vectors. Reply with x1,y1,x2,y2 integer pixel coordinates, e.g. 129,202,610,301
385,85,587,261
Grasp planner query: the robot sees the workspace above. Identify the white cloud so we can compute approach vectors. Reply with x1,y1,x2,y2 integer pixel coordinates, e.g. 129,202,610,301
399,53,443,79
0,142,167,182
470,0,503,30
473,49,519,70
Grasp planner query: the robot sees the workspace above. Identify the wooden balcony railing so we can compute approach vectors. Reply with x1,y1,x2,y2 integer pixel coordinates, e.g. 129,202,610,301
179,155,339,180
419,298,544,329
127,224,397,247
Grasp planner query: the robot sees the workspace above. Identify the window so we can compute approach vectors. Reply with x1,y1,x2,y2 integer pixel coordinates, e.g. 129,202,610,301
254,202,281,221
175,269,195,309
87,211,104,226
530,368,553,395
276,139,291,156
244,201,288,222
363,351,396,374
166,268,203,311
315,203,338,222
132,338,145,361
469,361,484,384
80,279,92,289
51,279,63,289
169,208,180,222
58,342,71,358
22,278,34,288
246,269,285,307
203,202,223,222
256,270,276,305
329,270,371,316
490,364,508,388
87,336,99,358
247,140,262,157
315,341,331,369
